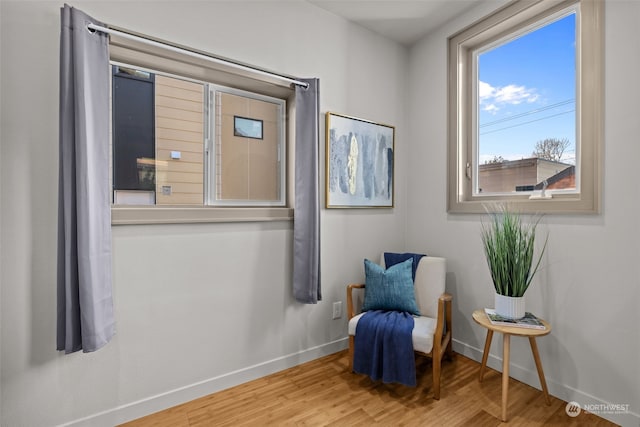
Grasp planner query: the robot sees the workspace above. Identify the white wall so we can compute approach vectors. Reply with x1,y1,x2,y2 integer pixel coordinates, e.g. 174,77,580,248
0,1,408,425
407,1,640,425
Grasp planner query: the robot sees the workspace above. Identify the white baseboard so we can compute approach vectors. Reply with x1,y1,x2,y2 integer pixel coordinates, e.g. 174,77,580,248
452,339,639,427
57,338,349,427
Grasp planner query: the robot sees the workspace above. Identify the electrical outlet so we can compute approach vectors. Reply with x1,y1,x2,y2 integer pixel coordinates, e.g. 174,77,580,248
332,301,343,319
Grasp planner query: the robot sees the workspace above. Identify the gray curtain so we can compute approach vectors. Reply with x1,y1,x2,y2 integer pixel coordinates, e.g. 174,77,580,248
57,5,115,353
293,78,321,304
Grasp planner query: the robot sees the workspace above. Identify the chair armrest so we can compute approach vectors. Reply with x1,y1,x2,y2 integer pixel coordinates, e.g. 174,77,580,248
436,293,453,328
346,283,365,320
439,293,452,303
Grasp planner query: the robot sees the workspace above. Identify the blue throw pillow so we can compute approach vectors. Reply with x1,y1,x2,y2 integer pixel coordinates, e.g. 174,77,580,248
362,258,420,316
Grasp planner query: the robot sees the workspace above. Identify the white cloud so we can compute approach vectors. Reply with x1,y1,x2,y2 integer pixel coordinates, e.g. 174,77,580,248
479,81,539,113
478,81,495,100
494,84,539,104
484,104,499,113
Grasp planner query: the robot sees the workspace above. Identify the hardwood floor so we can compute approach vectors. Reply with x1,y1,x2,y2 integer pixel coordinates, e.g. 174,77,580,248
120,351,616,426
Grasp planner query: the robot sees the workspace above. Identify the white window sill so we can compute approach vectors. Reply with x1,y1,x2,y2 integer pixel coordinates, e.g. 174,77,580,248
111,206,293,225
448,191,598,214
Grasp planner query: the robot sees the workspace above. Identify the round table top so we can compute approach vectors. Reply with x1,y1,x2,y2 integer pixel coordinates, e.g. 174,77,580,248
472,309,551,337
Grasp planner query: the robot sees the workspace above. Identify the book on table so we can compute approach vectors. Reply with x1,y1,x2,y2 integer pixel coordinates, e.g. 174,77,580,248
484,308,546,330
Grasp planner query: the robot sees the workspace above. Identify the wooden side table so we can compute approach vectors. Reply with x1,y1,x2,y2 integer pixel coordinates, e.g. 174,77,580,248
472,309,552,422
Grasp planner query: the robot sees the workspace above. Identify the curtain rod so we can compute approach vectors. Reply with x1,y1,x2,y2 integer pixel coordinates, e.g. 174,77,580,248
87,23,309,89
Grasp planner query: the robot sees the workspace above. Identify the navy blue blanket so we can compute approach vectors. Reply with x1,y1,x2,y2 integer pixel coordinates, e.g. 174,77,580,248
384,252,425,281
353,310,416,387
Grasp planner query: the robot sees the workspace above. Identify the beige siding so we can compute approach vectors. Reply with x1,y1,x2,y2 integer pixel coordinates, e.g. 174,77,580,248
479,158,575,193
478,159,538,193
156,95,203,113
158,171,203,184
155,75,204,205
156,149,203,163
156,139,203,153
156,127,203,144
218,92,279,201
156,106,202,123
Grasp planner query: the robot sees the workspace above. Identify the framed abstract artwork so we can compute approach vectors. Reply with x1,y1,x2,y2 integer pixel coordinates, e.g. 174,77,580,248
325,112,395,208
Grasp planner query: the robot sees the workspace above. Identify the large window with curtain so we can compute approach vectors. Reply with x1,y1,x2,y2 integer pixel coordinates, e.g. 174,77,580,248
59,5,320,348
107,33,298,224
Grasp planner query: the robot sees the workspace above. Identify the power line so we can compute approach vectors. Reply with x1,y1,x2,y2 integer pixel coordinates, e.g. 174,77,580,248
480,109,575,136
480,99,575,128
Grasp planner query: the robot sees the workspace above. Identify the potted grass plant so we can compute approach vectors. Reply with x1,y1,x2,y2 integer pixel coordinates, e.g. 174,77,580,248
481,206,548,319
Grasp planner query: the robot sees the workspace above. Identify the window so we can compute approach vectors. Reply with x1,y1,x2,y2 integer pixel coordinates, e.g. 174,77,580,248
111,67,286,208
448,0,603,213
108,34,294,223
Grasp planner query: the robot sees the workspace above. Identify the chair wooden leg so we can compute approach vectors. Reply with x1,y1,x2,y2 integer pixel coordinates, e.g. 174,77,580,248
432,355,442,400
348,335,355,371
445,333,454,360
445,301,453,359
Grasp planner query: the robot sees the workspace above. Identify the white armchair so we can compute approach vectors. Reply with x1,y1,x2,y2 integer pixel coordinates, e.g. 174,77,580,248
346,255,453,399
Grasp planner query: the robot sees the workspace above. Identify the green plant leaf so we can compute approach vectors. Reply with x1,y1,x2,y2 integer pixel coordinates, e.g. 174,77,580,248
481,205,547,297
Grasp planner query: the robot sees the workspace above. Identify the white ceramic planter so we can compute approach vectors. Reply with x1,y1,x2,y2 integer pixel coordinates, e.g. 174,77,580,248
495,293,525,319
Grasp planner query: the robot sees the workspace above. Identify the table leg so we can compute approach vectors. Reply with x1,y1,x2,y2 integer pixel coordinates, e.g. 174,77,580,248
501,334,511,422
529,337,551,405
479,329,494,382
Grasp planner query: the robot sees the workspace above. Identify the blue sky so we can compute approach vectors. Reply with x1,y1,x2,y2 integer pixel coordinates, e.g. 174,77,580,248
478,12,576,164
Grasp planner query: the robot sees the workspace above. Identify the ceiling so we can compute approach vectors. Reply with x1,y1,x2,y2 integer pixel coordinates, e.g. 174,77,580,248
307,0,487,46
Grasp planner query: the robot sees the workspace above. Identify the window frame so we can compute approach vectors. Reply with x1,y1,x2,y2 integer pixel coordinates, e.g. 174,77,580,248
447,0,603,214
108,32,295,224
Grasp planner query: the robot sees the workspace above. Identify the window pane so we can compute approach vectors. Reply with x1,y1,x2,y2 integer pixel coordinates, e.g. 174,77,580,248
112,66,156,194
154,75,204,205
214,89,284,204
476,12,576,194
112,66,205,205
112,64,286,208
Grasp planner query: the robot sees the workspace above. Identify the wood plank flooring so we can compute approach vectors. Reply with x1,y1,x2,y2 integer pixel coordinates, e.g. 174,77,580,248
120,351,617,426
